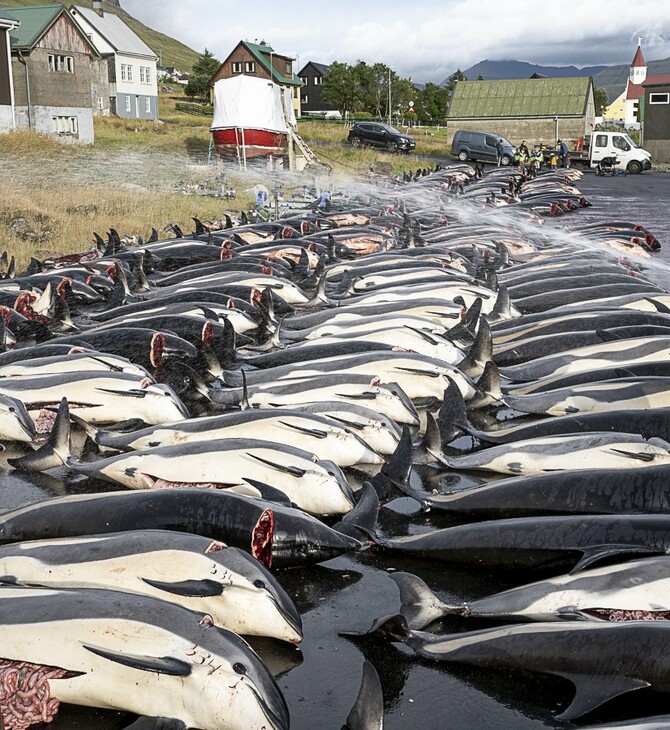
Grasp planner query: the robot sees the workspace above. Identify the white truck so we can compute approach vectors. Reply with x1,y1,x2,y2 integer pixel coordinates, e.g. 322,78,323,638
560,131,652,174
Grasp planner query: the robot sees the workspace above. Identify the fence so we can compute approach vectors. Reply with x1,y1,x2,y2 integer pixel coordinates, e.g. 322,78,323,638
175,102,213,117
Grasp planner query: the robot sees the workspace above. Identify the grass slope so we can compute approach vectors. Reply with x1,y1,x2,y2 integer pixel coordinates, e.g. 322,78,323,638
0,0,199,71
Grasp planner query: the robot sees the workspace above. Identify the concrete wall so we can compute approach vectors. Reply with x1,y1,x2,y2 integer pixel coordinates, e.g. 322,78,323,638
12,49,93,108
0,105,13,132
90,56,111,116
14,104,94,143
445,117,591,148
645,140,670,163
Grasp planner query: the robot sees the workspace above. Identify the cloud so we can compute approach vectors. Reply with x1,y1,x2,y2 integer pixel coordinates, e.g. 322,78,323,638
122,0,670,81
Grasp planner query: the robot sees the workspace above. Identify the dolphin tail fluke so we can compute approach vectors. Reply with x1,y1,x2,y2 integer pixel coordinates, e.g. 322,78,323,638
436,384,472,445
391,572,459,628
457,316,492,378
333,482,380,542
443,297,482,345
8,397,71,472
343,661,384,730
469,360,504,409
369,426,413,499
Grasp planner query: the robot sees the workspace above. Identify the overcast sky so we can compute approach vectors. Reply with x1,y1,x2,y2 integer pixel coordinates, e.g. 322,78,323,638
122,0,670,82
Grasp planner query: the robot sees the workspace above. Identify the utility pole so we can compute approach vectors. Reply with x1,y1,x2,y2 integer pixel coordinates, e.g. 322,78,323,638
388,67,391,125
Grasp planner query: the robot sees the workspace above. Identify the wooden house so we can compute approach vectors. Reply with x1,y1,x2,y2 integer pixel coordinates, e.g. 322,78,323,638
297,61,338,117
0,14,18,132
70,3,158,120
446,77,595,148
0,3,98,143
210,40,302,117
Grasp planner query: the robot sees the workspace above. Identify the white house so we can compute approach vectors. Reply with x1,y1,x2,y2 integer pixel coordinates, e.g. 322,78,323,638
0,15,18,133
69,2,158,120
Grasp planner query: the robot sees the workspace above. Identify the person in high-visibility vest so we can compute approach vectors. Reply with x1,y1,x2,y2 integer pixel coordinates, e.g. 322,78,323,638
514,147,526,171
530,146,543,171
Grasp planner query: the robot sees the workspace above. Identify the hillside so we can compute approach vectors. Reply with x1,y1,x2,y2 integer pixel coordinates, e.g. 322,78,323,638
0,0,200,71
444,59,607,84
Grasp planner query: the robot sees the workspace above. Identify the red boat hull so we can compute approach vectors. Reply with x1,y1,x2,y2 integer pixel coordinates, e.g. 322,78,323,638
212,128,287,157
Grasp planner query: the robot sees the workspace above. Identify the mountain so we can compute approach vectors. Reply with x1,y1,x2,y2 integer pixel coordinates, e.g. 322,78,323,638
443,59,607,84
0,0,200,71
593,57,670,103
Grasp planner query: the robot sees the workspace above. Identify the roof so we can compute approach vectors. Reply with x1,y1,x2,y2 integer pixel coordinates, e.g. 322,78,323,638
631,45,646,68
70,5,156,59
241,41,302,86
0,16,20,30
0,4,62,49
447,77,592,119
298,61,329,76
643,75,670,87
627,74,670,100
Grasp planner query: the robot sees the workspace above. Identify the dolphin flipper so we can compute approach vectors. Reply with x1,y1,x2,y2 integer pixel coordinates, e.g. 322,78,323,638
555,672,650,721
83,645,192,676
343,660,384,730
141,578,224,598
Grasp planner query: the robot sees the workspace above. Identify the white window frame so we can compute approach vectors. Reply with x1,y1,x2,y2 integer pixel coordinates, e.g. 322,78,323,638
144,67,151,85
300,76,308,86
232,62,242,73
124,96,131,112
48,54,74,73
96,96,104,110
650,92,670,104
244,61,255,73
139,66,145,83
52,115,78,135
120,64,127,82
313,76,322,85
302,94,308,104
145,97,151,114
126,65,133,82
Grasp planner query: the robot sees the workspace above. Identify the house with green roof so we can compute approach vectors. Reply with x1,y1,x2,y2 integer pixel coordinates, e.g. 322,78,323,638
0,14,19,133
0,3,99,142
446,77,595,148
210,40,303,117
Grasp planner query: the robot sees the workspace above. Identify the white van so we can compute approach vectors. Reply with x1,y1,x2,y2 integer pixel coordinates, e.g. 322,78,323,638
571,132,652,174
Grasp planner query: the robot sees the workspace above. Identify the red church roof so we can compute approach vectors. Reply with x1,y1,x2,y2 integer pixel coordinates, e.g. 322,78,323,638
631,44,646,67
628,74,670,100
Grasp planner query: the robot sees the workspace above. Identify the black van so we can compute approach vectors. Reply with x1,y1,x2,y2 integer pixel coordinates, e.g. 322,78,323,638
451,130,515,165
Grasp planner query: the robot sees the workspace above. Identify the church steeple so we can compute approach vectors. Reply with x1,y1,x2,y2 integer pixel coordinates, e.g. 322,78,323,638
629,38,647,85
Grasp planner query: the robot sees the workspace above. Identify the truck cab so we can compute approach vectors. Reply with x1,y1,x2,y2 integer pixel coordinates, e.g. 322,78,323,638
583,132,652,174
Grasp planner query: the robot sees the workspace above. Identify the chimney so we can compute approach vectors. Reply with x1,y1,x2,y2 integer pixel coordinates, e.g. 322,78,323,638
92,0,104,16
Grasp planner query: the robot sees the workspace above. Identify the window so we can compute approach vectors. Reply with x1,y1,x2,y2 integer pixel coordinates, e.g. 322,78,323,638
124,96,131,112
285,62,291,73
126,65,133,82
301,95,309,104
48,54,74,73
595,134,608,147
144,67,151,85
650,92,670,104
145,97,151,114
313,76,322,85
52,115,78,135
244,61,255,73
96,96,104,110
300,76,308,86
232,62,242,73
120,64,127,81
139,67,145,83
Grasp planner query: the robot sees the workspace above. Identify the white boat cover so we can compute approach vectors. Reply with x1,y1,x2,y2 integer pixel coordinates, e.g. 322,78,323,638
211,75,289,133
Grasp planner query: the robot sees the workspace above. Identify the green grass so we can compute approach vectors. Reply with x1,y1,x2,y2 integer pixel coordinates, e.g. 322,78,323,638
0,0,200,71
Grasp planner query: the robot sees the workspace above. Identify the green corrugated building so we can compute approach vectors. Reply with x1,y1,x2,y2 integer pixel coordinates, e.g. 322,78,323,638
446,77,595,148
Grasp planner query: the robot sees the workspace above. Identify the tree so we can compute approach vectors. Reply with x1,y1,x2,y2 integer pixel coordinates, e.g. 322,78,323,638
594,87,609,116
185,48,220,99
415,82,448,124
321,62,360,117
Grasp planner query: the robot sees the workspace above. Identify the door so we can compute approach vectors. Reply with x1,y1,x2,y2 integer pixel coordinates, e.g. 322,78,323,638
590,133,610,166
483,135,498,162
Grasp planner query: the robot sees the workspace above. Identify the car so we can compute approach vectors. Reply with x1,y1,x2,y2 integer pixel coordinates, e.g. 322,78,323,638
347,123,416,153
450,130,515,165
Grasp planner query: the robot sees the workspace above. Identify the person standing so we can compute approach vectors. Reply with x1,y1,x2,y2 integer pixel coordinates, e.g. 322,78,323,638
558,139,571,168
530,145,543,173
518,140,529,158
495,138,504,166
